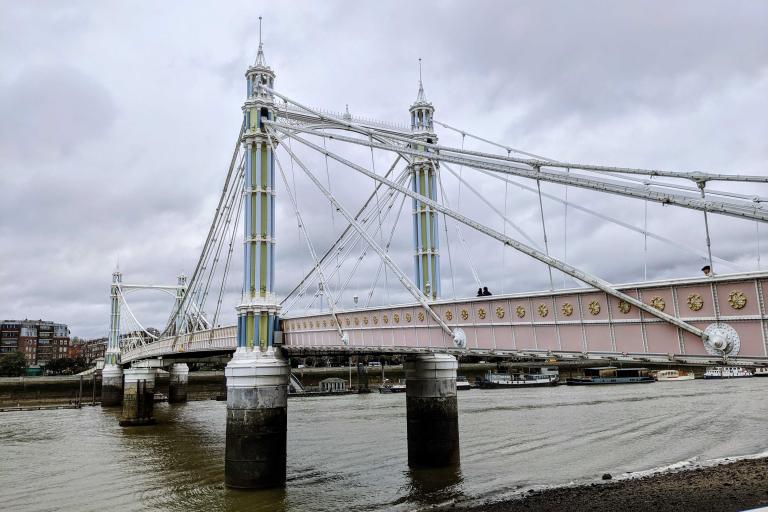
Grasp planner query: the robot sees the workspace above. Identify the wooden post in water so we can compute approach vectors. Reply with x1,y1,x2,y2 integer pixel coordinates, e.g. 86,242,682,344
78,375,83,407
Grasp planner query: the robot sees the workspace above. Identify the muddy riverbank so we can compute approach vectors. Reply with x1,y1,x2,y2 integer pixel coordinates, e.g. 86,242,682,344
452,456,768,512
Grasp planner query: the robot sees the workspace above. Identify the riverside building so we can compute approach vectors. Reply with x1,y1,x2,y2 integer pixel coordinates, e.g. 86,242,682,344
0,320,71,366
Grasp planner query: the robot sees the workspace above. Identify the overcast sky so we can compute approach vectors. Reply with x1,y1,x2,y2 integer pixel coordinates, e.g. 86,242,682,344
1,1,767,339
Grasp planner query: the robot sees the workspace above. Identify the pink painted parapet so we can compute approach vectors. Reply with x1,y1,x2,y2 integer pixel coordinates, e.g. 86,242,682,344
281,272,768,360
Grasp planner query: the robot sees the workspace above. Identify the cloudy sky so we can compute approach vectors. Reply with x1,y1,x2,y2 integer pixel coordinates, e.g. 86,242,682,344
1,1,767,339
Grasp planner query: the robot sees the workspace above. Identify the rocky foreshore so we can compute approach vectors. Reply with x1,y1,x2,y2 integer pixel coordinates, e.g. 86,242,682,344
451,456,768,512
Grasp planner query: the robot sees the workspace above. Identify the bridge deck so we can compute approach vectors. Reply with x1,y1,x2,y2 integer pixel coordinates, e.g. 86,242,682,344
121,272,768,365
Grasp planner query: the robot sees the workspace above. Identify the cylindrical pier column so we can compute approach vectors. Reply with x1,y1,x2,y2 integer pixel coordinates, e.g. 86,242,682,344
405,353,459,468
224,348,289,489
119,367,157,427
168,363,189,403
101,364,123,407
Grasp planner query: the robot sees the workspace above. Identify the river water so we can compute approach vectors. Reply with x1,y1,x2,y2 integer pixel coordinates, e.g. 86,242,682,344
2,378,767,511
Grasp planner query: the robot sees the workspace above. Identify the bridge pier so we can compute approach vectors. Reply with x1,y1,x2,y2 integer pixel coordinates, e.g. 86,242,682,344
119,367,156,427
405,353,460,468
168,363,189,403
101,364,123,407
224,348,289,489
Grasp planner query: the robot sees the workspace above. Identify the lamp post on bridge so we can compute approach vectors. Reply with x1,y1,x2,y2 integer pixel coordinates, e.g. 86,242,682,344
224,24,290,490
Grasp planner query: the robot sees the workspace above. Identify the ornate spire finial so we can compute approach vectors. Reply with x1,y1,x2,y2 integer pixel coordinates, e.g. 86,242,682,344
255,16,267,67
416,58,427,103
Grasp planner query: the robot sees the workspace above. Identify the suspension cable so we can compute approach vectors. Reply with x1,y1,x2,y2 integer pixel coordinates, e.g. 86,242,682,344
436,168,457,298
272,127,455,337
280,127,707,339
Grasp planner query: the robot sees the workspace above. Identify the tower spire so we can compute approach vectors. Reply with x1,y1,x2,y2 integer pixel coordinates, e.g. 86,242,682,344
416,58,426,102
255,16,267,67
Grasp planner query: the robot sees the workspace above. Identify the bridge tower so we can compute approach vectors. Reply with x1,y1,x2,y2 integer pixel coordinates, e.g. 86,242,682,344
101,270,123,407
409,66,440,299
224,26,290,489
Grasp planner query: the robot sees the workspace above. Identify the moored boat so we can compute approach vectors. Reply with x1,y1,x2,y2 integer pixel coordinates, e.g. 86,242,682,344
378,379,407,393
703,366,753,379
754,367,768,377
654,369,695,382
456,376,472,390
566,367,654,385
478,367,559,389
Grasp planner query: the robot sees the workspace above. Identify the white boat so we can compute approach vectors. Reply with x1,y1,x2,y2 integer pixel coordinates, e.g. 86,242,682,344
703,366,753,379
754,367,768,377
456,376,472,391
654,369,695,381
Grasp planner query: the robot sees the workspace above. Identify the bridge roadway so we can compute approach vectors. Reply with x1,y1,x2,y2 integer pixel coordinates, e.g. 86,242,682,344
120,271,768,366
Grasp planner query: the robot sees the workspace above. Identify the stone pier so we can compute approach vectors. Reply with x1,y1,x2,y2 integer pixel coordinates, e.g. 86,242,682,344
119,367,156,426
168,363,189,403
405,353,460,467
224,348,290,489
101,364,123,407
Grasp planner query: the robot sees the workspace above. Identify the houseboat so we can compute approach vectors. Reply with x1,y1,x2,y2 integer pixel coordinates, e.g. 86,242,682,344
654,369,695,382
478,367,559,389
703,367,753,379
566,367,654,385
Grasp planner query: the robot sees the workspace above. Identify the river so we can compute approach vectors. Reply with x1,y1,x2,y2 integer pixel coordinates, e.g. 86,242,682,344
2,378,767,511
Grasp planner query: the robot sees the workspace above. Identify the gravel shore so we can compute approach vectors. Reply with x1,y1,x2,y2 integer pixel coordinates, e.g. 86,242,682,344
453,457,768,512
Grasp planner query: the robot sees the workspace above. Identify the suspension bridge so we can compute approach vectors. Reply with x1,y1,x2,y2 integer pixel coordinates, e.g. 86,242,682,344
101,32,768,488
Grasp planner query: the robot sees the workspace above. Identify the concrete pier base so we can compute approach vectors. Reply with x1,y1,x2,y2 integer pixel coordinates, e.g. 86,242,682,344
224,347,289,489
119,367,156,427
101,364,123,407
405,353,460,468
168,363,189,403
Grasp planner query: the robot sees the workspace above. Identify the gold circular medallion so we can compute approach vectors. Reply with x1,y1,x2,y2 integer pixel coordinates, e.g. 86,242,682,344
445,310,453,321
538,304,549,317
372,316,378,325
393,313,400,323
515,305,525,318
363,317,368,325
418,311,425,321
588,301,601,315
650,296,666,311
728,290,747,310
618,300,631,314
383,314,389,324
478,308,487,320
687,293,703,311
561,302,573,316
354,317,360,326
496,306,506,319
460,309,469,321
345,318,351,326
405,312,412,322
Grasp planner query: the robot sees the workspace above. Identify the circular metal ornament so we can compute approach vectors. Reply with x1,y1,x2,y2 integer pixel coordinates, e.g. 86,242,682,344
618,300,631,314
538,304,549,317
383,314,389,324
460,309,469,321
588,301,601,315
405,312,412,323
703,322,740,357
728,290,747,310
445,310,454,321
417,311,425,322
496,306,506,319
393,313,400,323
561,303,573,316
515,306,525,318
478,308,487,320
650,296,666,311
687,293,703,311
453,328,467,349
